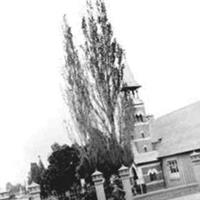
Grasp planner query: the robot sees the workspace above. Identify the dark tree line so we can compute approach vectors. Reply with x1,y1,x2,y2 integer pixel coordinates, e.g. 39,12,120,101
29,139,132,198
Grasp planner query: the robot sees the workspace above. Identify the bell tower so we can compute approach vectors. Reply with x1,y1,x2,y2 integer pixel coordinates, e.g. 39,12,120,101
121,69,154,155
121,68,161,192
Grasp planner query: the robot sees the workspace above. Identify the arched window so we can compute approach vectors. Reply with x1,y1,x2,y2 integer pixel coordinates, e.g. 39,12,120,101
141,132,145,138
148,169,158,182
135,114,140,122
135,114,143,122
144,146,148,152
131,135,134,140
139,114,143,122
150,172,157,181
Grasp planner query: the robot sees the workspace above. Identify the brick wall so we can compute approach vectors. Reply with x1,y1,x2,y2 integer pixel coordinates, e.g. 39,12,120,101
139,162,165,192
162,154,196,188
132,123,150,140
135,140,152,153
146,180,165,192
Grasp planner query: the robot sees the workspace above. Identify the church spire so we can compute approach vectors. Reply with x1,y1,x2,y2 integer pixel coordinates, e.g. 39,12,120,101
121,66,143,106
120,66,155,157
121,66,141,92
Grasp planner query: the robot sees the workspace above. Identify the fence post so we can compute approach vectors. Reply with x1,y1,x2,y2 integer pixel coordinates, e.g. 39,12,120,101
118,165,132,200
92,170,106,200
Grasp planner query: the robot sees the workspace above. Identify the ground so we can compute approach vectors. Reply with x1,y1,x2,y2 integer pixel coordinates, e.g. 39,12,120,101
171,192,200,200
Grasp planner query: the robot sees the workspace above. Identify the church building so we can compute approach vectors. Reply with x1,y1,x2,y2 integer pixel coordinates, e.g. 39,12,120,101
121,71,200,195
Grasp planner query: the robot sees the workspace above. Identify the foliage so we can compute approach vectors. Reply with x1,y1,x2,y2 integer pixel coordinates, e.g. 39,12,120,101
40,144,80,197
38,138,133,197
63,0,133,177
76,128,133,181
37,0,136,197
63,0,126,143
39,139,132,197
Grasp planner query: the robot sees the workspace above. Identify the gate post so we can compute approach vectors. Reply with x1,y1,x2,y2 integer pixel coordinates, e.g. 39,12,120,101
27,182,41,200
118,165,132,200
92,170,106,200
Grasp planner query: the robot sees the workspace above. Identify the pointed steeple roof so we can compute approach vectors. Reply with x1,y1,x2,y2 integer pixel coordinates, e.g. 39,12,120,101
121,66,141,91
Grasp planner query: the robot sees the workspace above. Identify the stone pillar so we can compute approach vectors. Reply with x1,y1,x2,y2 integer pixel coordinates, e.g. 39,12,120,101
92,170,106,200
28,182,41,200
190,151,200,186
118,165,133,200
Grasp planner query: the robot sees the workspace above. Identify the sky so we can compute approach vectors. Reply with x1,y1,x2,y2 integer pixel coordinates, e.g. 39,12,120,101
0,0,200,189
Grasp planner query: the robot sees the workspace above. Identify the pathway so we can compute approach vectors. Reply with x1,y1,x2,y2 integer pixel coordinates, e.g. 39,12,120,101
171,192,200,200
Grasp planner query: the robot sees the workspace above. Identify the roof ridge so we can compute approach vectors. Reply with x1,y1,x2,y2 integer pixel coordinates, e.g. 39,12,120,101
155,100,200,121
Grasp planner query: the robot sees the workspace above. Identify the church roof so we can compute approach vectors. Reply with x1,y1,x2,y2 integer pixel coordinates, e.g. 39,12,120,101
152,101,200,157
122,66,141,90
134,151,158,164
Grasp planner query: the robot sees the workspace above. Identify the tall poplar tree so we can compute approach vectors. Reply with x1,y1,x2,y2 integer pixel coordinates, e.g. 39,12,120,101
63,0,133,172
63,0,126,141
